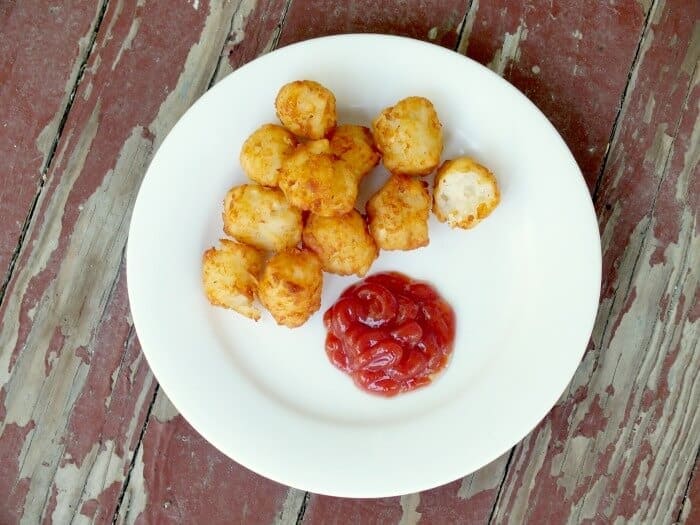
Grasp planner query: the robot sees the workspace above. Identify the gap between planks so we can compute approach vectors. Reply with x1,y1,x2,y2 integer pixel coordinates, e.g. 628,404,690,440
111,383,160,524
0,0,111,311
591,0,658,201
676,445,700,523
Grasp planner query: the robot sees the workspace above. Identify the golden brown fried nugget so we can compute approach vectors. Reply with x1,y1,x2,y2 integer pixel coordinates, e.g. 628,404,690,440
202,239,264,320
433,157,500,229
303,210,378,276
275,80,337,139
258,248,323,327
366,174,431,250
222,184,302,251
278,139,358,217
329,125,380,180
240,124,297,187
372,96,443,176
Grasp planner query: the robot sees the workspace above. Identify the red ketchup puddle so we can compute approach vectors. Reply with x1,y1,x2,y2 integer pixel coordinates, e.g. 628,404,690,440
324,272,456,397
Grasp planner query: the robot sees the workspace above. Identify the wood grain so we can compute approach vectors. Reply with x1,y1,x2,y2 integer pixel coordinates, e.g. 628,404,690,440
277,0,468,49
302,452,511,525
459,0,648,189
114,394,298,524
0,0,295,522
0,1,106,290
487,0,700,521
682,454,700,523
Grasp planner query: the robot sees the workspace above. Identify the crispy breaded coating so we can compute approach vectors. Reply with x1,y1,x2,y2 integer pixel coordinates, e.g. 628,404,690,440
222,184,302,251
202,239,264,320
278,139,358,217
303,210,378,276
329,125,380,180
433,157,500,229
258,248,323,327
275,80,337,139
372,96,443,176
366,174,431,250
239,124,297,187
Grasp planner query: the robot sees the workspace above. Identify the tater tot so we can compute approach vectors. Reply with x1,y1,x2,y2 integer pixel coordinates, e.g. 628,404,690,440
433,156,500,229
329,125,380,180
258,248,323,327
279,139,358,217
239,124,297,186
303,210,378,276
275,80,337,139
202,239,264,320
372,96,443,176
366,174,431,250
222,184,302,251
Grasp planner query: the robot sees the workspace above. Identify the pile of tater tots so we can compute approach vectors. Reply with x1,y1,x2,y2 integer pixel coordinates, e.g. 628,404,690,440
203,80,500,328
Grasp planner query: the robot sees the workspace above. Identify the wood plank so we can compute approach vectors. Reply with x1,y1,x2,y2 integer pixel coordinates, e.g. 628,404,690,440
0,0,293,522
277,0,468,49
681,453,700,523
459,0,648,189
115,1,306,523
0,1,105,290
488,0,700,521
302,453,511,525
115,393,303,524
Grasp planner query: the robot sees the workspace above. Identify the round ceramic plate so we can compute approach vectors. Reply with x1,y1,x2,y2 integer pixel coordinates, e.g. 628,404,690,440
127,34,601,497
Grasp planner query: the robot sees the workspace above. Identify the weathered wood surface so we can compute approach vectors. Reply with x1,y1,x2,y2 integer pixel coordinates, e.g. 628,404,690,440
0,1,106,293
459,0,650,189
0,0,698,523
683,456,700,524
277,0,468,49
0,0,297,522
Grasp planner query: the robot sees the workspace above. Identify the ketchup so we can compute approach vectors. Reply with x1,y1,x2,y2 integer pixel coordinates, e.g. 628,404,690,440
323,272,456,396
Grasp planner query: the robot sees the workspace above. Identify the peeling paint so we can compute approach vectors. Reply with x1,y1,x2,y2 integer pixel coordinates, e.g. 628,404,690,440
33,4,104,168
111,17,142,70
455,0,479,55
643,94,656,124
271,489,306,525
229,0,258,47
398,493,421,525
487,22,527,75
0,101,100,398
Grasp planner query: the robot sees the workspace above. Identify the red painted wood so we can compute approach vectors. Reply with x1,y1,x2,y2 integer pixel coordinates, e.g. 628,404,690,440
304,474,508,525
304,496,403,525
0,1,102,280
462,0,647,189
684,456,700,524
0,0,292,522
132,411,293,524
224,0,291,72
278,0,467,49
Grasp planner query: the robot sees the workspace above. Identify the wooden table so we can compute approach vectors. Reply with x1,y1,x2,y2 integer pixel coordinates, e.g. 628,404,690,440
1,1,698,523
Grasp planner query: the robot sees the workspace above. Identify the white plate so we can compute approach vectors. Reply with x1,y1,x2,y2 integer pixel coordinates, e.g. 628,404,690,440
127,34,601,497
